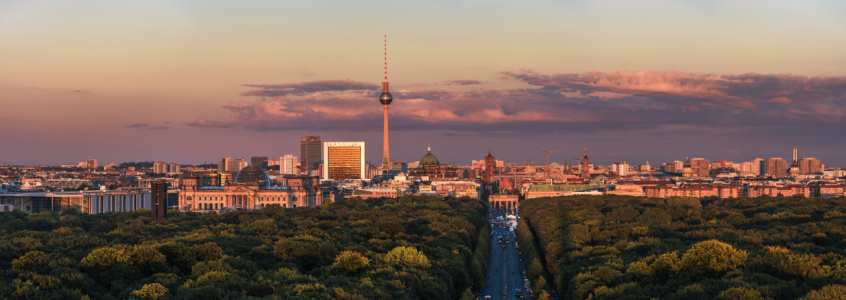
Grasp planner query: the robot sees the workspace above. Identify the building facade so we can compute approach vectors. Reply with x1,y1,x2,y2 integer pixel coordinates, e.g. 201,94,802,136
800,158,822,174
280,154,300,175
0,190,152,214
410,147,457,180
690,158,710,177
251,156,268,169
765,158,787,177
484,151,496,183
301,136,322,172
179,171,326,212
323,141,365,180
644,184,740,199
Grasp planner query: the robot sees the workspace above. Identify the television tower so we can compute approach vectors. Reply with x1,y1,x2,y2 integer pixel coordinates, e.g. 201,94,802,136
379,35,393,172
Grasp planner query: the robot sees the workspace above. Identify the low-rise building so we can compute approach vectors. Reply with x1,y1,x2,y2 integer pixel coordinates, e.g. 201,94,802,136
644,184,740,199
525,184,609,199
351,187,402,199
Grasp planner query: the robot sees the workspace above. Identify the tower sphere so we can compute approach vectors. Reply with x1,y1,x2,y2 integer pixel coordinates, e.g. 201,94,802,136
380,91,393,105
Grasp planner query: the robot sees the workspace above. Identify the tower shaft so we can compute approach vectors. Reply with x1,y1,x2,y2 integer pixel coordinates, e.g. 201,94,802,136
383,104,390,170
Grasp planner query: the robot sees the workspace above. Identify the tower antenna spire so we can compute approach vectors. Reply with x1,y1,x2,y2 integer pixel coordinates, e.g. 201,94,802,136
383,35,389,92
379,35,394,172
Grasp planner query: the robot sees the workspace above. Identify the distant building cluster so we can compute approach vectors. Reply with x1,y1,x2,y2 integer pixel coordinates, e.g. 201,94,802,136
2,44,845,216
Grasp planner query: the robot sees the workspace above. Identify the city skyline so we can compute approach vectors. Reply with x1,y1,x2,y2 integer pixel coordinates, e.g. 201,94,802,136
2,0,846,165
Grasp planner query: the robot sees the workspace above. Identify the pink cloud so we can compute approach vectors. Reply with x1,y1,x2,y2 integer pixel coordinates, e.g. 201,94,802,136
445,79,482,85
187,70,846,133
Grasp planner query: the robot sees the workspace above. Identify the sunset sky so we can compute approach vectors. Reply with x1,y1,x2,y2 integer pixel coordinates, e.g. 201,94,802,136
2,0,845,166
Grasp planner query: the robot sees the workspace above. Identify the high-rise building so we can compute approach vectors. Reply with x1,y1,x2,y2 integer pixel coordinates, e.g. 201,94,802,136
765,158,787,177
581,147,590,179
251,156,268,169
219,157,247,173
301,136,322,172
280,155,300,175
749,158,765,176
799,148,822,175
218,157,232,172
612,162,629,176
689,158,710,177
169,163,180,174
151,180,167,220
379,35,394,172
800,158,822,174
682,159,693,178
323,141,365,180
484,151,495,183
153,162,167,174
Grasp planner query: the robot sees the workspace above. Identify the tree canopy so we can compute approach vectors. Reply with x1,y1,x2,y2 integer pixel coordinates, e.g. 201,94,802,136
0,195,489,299
518,195,846,300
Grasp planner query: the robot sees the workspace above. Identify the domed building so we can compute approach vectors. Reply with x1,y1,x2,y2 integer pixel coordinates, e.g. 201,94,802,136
178,167,332,213
410,146,457,179
234,165,271,188
420,147,440,166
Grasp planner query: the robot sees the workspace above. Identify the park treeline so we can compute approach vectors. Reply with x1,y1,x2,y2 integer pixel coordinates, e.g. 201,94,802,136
519,195,846,300
0,195,491,300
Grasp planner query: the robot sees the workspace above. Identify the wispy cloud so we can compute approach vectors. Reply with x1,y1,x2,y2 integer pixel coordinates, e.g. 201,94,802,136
125,123,171,130
240,80,378,97
187,71,846,135
445,80,482,85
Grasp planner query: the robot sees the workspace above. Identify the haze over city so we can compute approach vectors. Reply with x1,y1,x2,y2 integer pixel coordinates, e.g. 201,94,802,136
2,0,846,166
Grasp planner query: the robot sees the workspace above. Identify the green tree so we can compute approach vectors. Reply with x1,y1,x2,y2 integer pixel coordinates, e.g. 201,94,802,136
130,283,170,300
129,246,168,275
800,285,846,300
331,250,370,274
680,240,747,277
383,246,431,268
81,247,130,272
11,250,45,270
195,242,224,262
717,287,763,300
159,242,197,272
459,288,475,300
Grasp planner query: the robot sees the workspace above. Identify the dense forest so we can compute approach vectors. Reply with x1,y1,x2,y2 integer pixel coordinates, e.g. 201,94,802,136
519,195,846,300
0,195,490,300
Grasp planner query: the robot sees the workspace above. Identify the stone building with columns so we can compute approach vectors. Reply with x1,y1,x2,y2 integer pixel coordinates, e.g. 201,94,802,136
178,166,329,212
490,194,519,212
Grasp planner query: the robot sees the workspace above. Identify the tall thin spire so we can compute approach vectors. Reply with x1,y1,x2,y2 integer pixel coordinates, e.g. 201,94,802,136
383,35,389,93
379,35,393,172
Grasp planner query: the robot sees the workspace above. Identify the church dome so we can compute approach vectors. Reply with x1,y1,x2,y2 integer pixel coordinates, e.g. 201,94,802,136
419,147,440,166
234,165,270,188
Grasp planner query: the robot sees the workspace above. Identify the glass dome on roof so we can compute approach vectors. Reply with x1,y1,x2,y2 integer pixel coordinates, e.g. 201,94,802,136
234,165,271,188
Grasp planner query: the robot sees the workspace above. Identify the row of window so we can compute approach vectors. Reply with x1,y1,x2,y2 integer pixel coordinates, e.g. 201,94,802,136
187,195,297,202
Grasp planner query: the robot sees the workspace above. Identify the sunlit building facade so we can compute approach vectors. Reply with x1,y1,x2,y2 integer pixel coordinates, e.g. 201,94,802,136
323,141,365,180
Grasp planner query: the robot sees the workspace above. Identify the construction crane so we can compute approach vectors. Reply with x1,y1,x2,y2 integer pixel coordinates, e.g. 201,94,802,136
541,150,566,174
